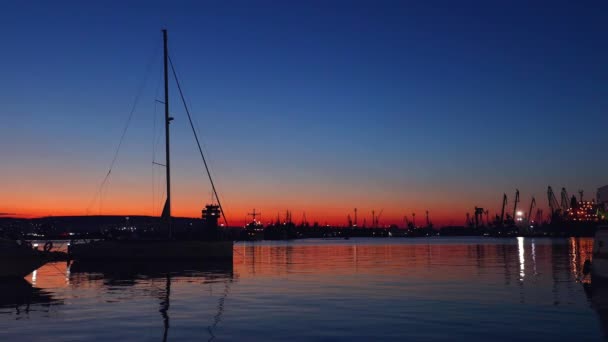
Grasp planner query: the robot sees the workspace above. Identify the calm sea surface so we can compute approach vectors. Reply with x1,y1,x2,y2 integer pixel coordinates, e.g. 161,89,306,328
0,237,604,341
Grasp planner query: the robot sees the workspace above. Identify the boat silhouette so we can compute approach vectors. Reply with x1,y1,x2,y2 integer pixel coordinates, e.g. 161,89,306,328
69,30,233,262
0,238,51,278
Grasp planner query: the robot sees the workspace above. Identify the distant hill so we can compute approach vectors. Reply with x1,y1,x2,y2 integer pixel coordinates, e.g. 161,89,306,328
0,215,205,233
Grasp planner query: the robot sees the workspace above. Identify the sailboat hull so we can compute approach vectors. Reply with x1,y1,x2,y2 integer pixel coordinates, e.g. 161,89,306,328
69,240,234,261
0,257,46,278
0,239,48,278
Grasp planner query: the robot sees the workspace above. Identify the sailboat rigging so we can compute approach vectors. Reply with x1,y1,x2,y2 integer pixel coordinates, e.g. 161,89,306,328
168,55,228,226
69,29,233,261
162,28,173,238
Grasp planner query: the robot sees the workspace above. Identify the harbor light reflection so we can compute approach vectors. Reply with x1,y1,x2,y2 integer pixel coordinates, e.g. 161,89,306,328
531,239,537,276
518,237,525,281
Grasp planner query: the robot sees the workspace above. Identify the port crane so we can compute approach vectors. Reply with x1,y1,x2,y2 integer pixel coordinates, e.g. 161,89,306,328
535,209,543,225
560,188,570,212
498,193,508,226
528,197,536,224
371,210,375,228
370,209,384,228
376,209,384,227
474,207,484,227
512,189,520,222
547,186,560,218
286,210,293,224
404,214,418,229
301,212,308,226
248,209,261,223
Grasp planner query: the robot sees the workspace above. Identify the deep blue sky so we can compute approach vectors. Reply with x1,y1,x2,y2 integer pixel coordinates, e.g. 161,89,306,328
1,0,607,223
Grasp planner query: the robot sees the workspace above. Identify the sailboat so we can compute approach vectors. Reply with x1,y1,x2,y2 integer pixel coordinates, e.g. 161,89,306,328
69,30,233,261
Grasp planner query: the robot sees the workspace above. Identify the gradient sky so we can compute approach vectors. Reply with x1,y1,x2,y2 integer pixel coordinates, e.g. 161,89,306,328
1,0,607,226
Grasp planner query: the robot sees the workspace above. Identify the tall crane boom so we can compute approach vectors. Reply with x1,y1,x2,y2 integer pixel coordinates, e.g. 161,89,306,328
371,210,375,228
534,208,543,226
512,189,520,221
500,193,508,227
474,207,484,228
547,186,560,217
528,197,536,223
560,187,570,212
376,209,384,227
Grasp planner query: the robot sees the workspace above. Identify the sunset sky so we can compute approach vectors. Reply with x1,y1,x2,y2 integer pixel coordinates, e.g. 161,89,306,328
1,1,607,226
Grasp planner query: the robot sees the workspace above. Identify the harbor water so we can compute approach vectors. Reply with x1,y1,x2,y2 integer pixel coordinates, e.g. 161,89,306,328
0,237,604,341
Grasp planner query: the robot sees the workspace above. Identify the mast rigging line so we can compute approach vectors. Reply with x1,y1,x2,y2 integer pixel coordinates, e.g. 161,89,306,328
152,58,163,216
86,44,160,214
168,55,229,226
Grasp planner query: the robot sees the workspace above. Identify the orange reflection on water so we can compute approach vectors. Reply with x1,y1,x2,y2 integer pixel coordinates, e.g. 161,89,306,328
232,239,594,285
26,238,596,295
569,237,593,282
26,261,70,289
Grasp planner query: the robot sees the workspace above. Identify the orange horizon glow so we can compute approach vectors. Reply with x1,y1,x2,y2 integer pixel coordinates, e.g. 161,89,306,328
1,205,514,228
2,164,554,227
1,1,603,238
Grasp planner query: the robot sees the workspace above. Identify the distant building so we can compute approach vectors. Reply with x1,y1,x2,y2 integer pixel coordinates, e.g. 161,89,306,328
200,204,222,240
202,204,220,229
598,185,608,213
598,186,608,208
565,199,598,222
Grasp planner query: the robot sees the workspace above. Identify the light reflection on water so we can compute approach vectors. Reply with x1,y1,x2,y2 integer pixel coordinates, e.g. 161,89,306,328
0,237,604,341
518,237,525,280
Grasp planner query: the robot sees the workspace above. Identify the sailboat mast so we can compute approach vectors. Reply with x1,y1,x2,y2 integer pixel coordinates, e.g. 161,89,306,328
163,29,172,238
